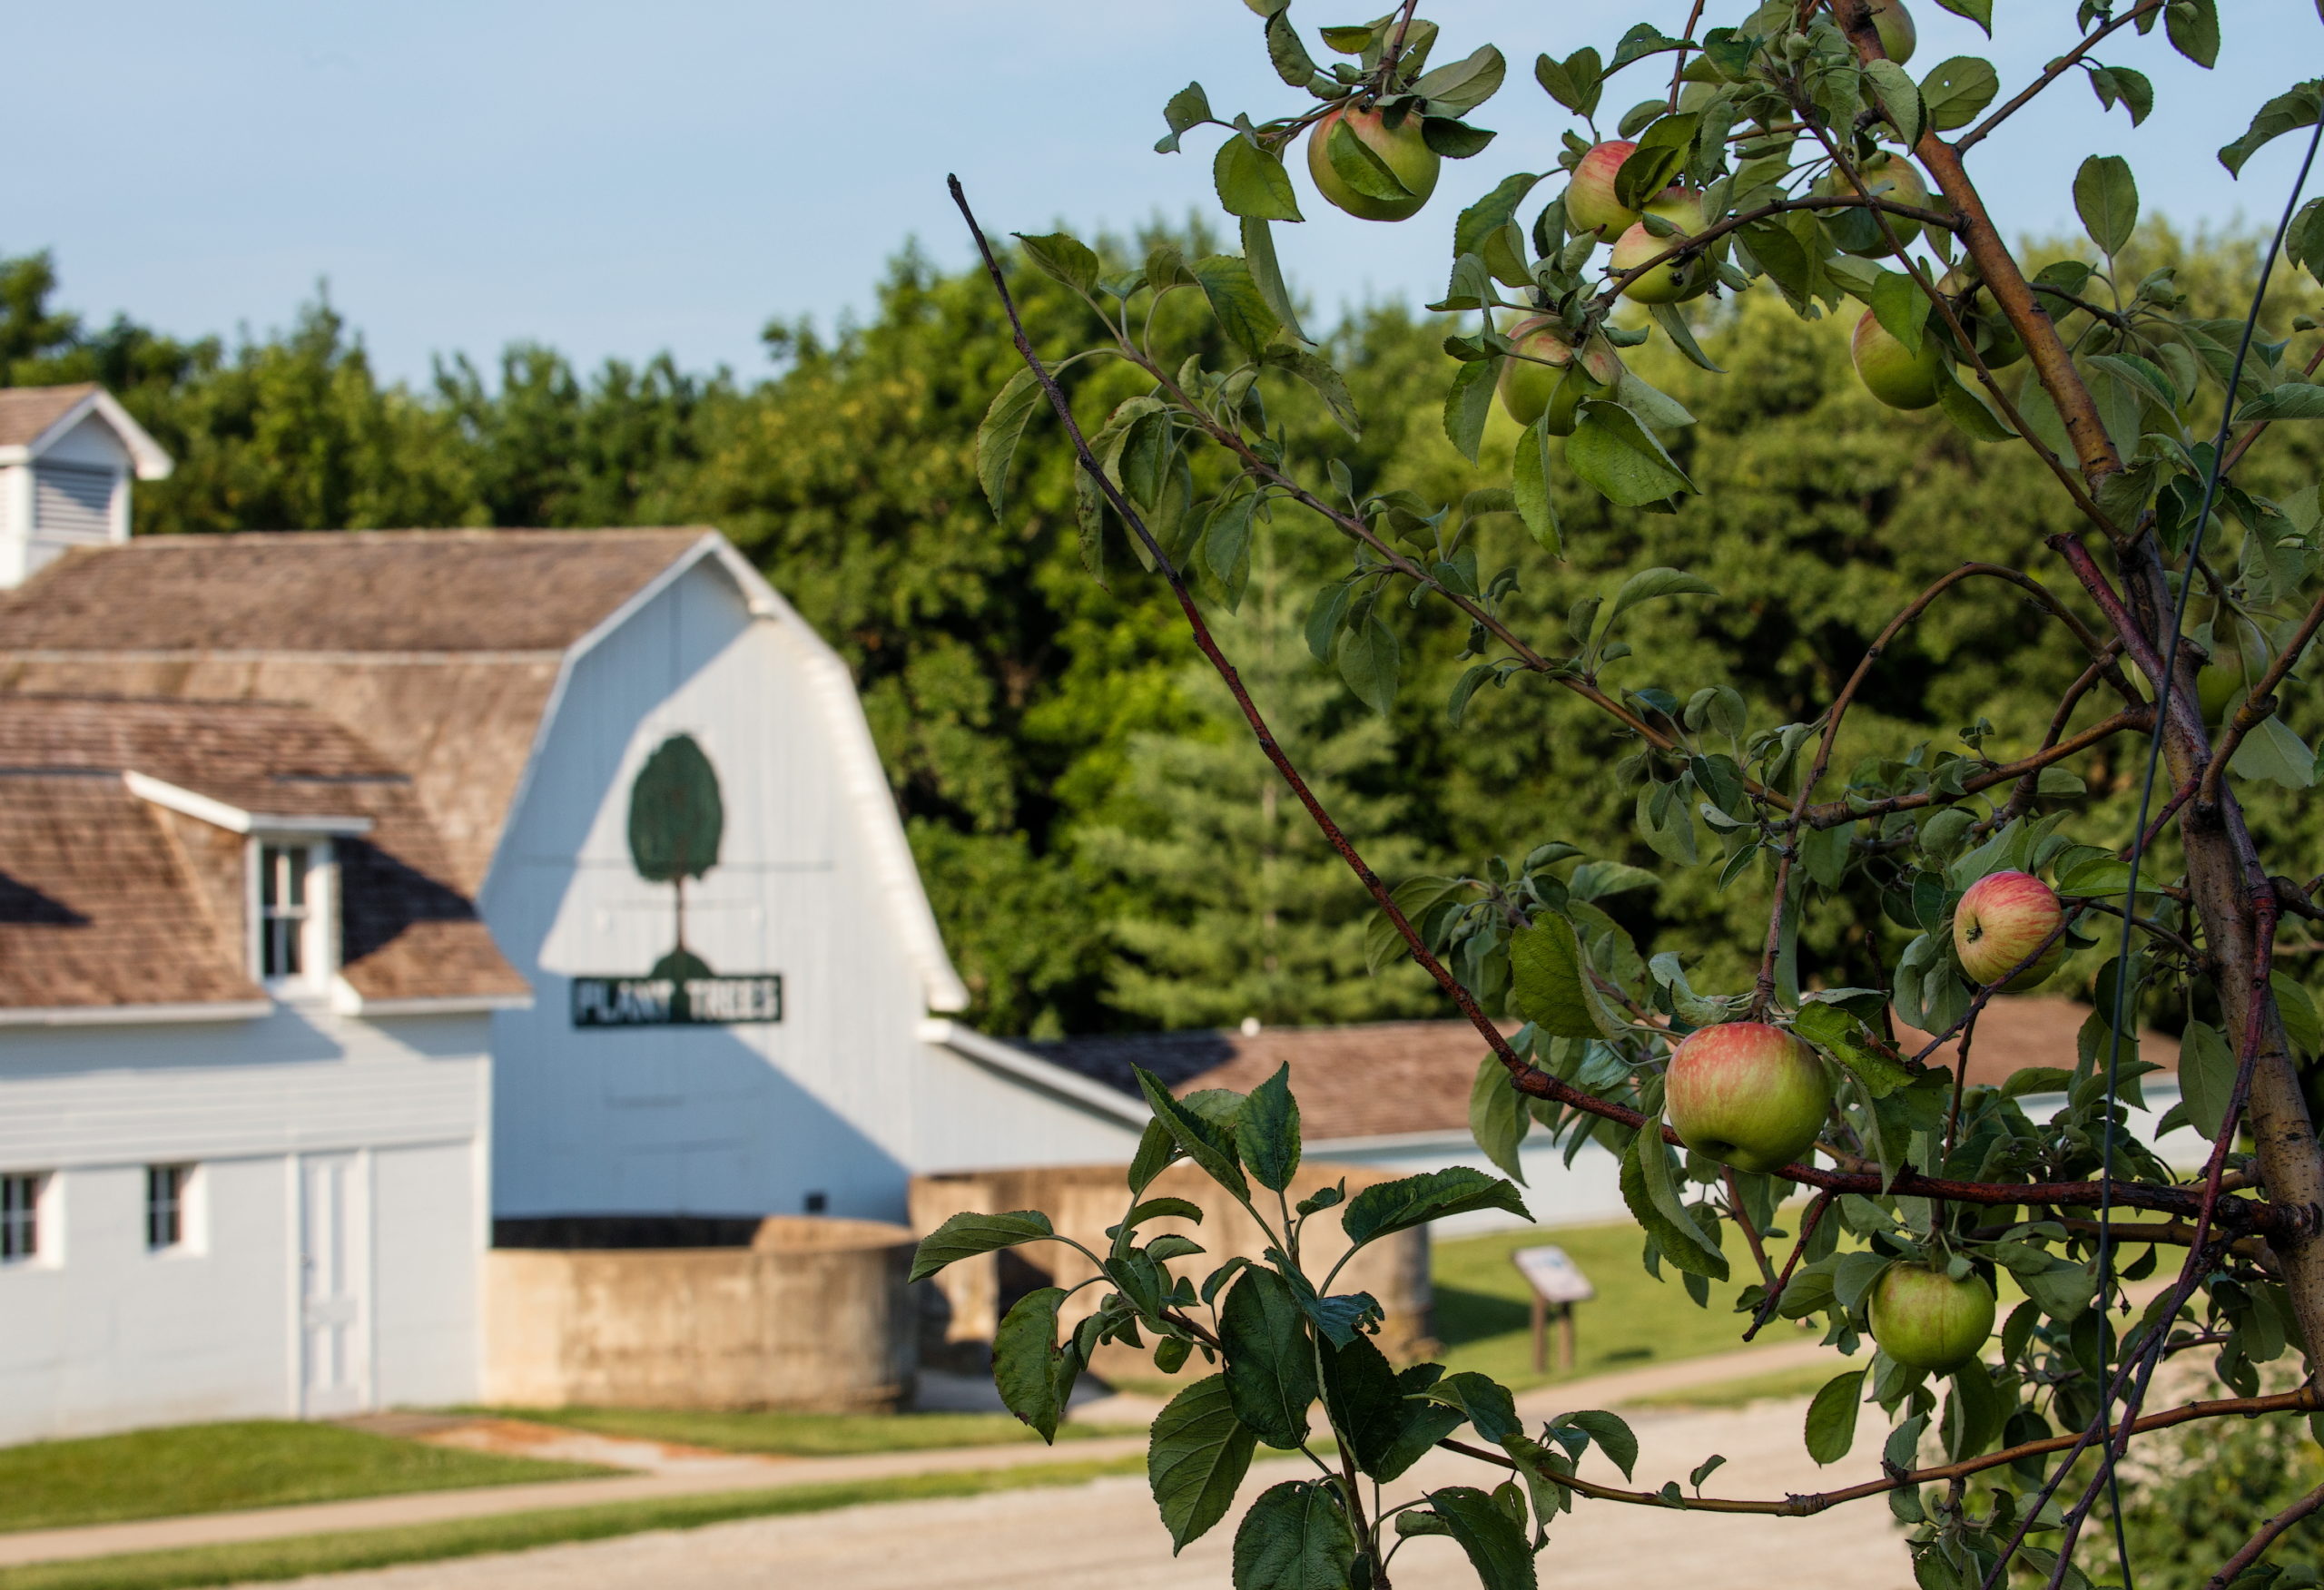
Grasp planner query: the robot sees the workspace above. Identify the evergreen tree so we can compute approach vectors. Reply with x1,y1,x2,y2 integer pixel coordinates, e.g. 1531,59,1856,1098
1078,543,1438,1028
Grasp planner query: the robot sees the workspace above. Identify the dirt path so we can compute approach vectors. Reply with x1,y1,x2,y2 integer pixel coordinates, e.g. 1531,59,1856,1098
260,1355,1908,1590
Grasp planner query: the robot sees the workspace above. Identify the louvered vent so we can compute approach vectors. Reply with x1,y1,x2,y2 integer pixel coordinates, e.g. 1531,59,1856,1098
34,463,114,543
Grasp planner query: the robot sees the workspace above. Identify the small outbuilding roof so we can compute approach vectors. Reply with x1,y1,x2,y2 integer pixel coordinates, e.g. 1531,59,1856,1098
1030,998,2180,1146
0,694,526,1018
0,383,172,477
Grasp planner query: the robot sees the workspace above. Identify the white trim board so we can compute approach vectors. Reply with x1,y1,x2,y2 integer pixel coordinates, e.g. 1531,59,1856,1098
919,1019,1151,1126
124,772,373,837
0,1000,271,1027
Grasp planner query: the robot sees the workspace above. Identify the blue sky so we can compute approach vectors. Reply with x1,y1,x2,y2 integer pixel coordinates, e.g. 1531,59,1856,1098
11,2,2316,386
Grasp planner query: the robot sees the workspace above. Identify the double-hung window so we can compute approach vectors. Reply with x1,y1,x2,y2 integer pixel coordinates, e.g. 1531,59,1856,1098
0,1173,43,1262
146,1165,192,1251
259,845,310,980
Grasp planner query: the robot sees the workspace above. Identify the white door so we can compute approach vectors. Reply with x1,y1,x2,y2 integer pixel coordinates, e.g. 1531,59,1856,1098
298,1153,369,1418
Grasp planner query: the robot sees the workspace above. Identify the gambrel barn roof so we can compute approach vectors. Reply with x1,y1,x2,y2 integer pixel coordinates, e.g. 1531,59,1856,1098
0,527,970,1016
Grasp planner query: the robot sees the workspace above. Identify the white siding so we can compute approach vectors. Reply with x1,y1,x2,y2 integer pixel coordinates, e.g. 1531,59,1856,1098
0,1006,488,1441
487,558,1137,1225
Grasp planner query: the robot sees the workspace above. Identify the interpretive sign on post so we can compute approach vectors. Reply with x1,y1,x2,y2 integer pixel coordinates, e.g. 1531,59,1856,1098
1511,1244,1594,1373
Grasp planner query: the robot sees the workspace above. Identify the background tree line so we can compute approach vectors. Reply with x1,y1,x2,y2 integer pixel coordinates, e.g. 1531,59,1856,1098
5,231,2313,1040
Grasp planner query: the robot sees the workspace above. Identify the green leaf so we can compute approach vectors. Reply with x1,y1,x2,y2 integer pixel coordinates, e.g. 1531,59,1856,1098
2073,155,2139,256
1128,1119,1179,1194
1919,56,1999,132
1232,1481,1357,1590
1123,1196,1206,1231
1444,357,1496,463
2181,1019,2236,1140
1148,1373,1259,1552
1423,1370,1521,1444
1222,1267,1316,1448
993,1286,1070,1440
1794,1001,1912,1099
1265,12,1320,89
1621,1123,1728,1280
1512,417,1561,555
1567,400,1696,506
1305,581,1354,662
1337,614,1402,716
1935,368,2016,442
2230,714,2318,789
2088,64,2153,127
1429,1487,1537,1590
2234,381,2324,422
1863,60,1924,147
1932,0,1992,32
2221,82,2324,176
1607,565,1718,627
2276,972,2322,1057
1805,1369,1866,1465
1342,1166,1529,1249
1508,917,1610,1039
1240,218,1310,346
1414,44,1508,116
1867,269,1928,357
1457,172,1547,261
1016,231,1100,295
1533,47,1603,118
911,1209,1055,1282
2167,0,2220,69
1134,1065,1251,1203
1325,116,1413,202
975,368,1043,518
1204,491,1257,611
1613,113,1699,211
1192,255,1282,357
1238,1064,1303,1193
1264,346,1357,435
1470,1052,1531,1182
1649,302,1723,373
1156,82,1214,155
1366,874,1466,976
1215,135,1305,223
1558,1409,1639,1478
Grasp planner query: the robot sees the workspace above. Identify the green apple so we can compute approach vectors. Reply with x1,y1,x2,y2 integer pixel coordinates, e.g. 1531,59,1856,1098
1851,310,1945,409
1867,0,1917,64
1868,1262,1994,1372
1938,270,2026,371
1306,105,1440,222
1664,1021,1833,1174
1610,190,1709,304
1952,870,2065,990
1564,140,1640,238
1497,318,1620,435
1812,152,1930,256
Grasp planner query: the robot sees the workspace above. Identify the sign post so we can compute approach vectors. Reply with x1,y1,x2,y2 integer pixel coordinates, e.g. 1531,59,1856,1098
1511,1245,1594,1373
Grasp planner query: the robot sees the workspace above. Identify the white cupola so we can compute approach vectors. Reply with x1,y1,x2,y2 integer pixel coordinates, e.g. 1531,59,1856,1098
0,384,172,588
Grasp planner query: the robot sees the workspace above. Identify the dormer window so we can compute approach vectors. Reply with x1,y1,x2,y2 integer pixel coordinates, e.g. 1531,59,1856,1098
259,844,312,979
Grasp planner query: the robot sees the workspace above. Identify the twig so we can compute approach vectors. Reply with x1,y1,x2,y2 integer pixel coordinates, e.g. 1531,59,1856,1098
1743,1192,1832,1340
1433,1380,2323,1517
2202,1477,2324,1589
1953,1,2168,155
1797,708,2153,829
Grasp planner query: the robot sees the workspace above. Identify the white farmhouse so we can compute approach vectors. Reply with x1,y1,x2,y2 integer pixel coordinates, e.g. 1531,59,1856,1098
0,385,1144,1441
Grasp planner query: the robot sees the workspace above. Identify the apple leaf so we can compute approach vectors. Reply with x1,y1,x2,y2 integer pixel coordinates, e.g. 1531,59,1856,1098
1212,135,1303,223
1918,56,1999,132
2166,0,2220,69
1264,12,1320,89
1220,1268,1315,1448
1621,1123,1728,1281
1931,0,1992,34
1413,44,1507,117
1551,1409,1639,1478
1862,60,1923,147
1456,171,1546,260
1935,369,2016,443
1242,218,1310,346
1133,1065,1249,1203
1443,356,1496,463
1533,47,1602,118
2230,713,2318,789
1613,113,1699,210
1340,1166,1528,1249
992,1286,1071,1441
1428,1486,1537,1590
1156,82,1214,154
910,1209,1056,1282
1568,400,1696,505
1512,417,1561,555
2088,64,2154,128
1337,613,1402,716
1606,564,1718,627
1470,1052,1531,1182
1190,255,1280,358
1794,1000,1914,1099
1509,915,1613,1038
1325,116,1413,201
2073,155,2139,256
1015,231,1100,295
1147,1374,1257,1552
975,368,1044,518
1264,345,1358,434
1804,1369,1867,1465
1232,1482,1357,1590
1867,269,1928,356
2221,82,2324,176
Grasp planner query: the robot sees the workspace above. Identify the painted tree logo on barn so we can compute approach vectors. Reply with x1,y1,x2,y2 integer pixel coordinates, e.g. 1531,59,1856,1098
571,733,783,1028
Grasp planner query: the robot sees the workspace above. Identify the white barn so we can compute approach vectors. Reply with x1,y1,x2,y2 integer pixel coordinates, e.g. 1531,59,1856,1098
0,387,1144,1441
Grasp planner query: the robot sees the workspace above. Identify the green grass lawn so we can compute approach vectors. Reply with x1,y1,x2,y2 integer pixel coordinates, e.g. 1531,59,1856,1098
0,1457,1150,1590
0,1421,608,1536
472,1405,1137,1457
1433,1214,1826,1393
1623,1359,1838,1410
